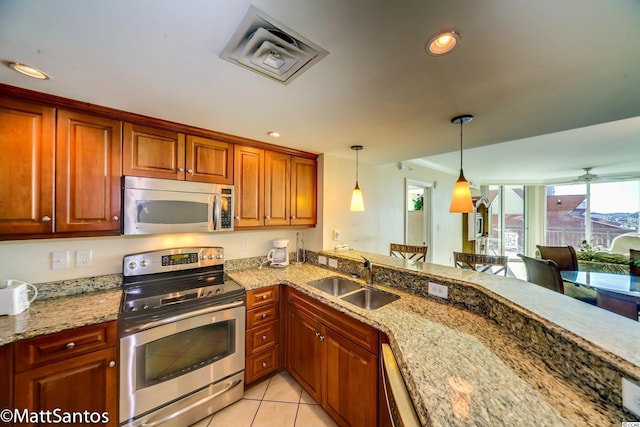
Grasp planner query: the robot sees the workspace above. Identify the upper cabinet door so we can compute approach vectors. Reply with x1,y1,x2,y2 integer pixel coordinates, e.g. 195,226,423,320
55,110,122,233
234,145,264,227
122,122,185,180
185,135,233,184
290,156,317,226
0,97,55,235
264,151,291,227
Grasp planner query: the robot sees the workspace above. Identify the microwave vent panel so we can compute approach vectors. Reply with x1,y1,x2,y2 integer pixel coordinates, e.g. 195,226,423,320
220,6,328,84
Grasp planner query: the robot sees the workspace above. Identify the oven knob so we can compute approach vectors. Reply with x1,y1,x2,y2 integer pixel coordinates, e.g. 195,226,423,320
207,291,213,296
128,261,137,270
140,259,149,267
208,254,215,260
215,288,222,294
143,304,150,310
216,253,222,259
200,254,206,260
130,306,137,311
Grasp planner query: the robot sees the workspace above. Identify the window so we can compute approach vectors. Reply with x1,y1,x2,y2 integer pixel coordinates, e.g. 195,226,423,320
545,180,639,249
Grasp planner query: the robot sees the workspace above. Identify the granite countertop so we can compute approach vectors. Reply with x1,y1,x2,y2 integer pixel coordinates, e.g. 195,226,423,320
0,276,122,346
227,262,620,426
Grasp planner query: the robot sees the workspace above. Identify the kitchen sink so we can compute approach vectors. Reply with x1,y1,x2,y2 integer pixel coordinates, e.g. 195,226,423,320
308,276,363,296
340,288,400,310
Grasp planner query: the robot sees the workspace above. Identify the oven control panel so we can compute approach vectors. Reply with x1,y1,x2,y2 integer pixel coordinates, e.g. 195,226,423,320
123,247,224,276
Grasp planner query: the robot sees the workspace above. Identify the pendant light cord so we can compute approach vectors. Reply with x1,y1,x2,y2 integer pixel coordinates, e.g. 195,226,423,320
459,120,463,172
355,148,359,184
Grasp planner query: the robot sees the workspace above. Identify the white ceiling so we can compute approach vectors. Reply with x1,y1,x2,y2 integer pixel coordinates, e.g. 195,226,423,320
1,0,639,184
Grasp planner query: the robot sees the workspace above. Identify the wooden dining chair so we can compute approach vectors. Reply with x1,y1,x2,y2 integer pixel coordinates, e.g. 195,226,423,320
518,254,596,304
453,252,508,276
389,244,428,262
630,248,640,277
536,245,578,271
518,254,565,293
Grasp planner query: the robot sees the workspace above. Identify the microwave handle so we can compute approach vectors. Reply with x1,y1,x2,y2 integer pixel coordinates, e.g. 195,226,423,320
212,194,220,231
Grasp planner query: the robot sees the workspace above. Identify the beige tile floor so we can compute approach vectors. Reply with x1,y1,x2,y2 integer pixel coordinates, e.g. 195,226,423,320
190,371,337,427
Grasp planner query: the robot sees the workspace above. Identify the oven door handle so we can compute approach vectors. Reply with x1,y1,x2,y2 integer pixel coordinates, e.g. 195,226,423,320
140,377,243,427
123,300,244,334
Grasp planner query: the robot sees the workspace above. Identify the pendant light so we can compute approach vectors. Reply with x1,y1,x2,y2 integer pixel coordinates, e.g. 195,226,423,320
449,115,474,213
350,145,365,211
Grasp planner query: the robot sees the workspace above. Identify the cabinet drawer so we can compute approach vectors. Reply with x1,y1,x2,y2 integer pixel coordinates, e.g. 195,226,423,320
245,346,279,384
247,304,279,329
15,321,117,373
246,321,279,355
247,286,280,310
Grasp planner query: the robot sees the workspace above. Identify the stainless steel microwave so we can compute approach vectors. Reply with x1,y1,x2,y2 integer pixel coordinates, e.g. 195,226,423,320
123,176,234,235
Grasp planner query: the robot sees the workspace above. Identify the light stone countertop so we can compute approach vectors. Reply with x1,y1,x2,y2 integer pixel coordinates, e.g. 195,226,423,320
226,262,618,426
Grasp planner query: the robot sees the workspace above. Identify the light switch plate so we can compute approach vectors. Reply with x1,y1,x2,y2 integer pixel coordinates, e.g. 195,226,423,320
76,249,92,267
52,250,69,270
428,281,448,299
623,377,640,416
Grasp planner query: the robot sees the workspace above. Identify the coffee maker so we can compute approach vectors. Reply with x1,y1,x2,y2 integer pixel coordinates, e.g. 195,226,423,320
267,239,289,267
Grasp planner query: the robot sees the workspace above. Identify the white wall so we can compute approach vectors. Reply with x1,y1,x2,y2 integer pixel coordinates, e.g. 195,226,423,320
0,156,462,284
316,155,462,266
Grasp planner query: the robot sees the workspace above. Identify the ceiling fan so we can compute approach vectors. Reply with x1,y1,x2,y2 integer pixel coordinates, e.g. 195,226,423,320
549,167,640,185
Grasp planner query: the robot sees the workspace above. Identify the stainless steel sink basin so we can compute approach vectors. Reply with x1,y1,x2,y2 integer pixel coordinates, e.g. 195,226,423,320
308,276,363,296
340,288,400,310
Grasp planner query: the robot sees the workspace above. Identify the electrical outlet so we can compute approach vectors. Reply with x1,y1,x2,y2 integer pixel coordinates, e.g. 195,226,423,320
241,239,248,251
328,258,338,268
318,255,327,265
52,251,69,270
333,230,341,241
76,249,92,267
428,281,448,299
623,377,640,416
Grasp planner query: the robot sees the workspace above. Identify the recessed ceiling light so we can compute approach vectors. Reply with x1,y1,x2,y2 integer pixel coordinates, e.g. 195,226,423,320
267,131,282,138
425,30,460,56
8,62,50,80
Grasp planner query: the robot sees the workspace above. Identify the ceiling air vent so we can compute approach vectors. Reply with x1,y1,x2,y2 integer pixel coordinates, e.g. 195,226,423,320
220,6,328,84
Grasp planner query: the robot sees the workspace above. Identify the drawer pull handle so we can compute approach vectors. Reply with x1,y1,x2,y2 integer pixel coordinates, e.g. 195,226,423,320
262,335,267,341
112,215,119,221
261,295,268,300
42,216,52,223
315,332,321,338
65,342,75,350
319,335,325,342
261,361,267,368
108,360,116,368
261,313,268,319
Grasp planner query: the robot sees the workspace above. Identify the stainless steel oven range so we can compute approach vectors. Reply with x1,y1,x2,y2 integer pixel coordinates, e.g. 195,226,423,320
118,247,245,427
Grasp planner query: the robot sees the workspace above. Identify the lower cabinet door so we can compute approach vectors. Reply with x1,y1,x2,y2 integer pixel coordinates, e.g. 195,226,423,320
286,305,323,404
14,347,118,426
324,327,378,427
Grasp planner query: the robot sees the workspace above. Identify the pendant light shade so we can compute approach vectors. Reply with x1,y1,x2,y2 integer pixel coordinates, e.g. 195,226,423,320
350,145,365,211
449,115,474,213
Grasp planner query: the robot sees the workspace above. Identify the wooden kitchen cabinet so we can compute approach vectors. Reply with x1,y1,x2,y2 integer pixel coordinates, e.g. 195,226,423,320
123,122,233,184
245,286,282,384
0,97,55,236
56,110,122,233
234,146,317,229
0,343,13,412
13,321,118,426
285,288,379,427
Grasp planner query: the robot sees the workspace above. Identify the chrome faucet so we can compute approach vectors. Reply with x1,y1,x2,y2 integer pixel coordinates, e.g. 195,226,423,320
362,256,373,284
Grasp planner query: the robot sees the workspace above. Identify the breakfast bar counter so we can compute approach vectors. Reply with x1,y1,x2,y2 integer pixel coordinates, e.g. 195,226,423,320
227,253,640,426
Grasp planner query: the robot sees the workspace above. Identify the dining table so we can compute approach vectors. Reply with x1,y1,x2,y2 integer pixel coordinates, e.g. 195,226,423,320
560,270,640,320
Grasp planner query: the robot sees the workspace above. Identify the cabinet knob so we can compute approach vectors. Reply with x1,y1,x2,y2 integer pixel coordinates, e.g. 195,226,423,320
291,216,296,220
187,169,193,174
108,360,116,368
178,167,185,172
65,342,75,350
42,216,52,223
112,215,119,221
265,216,270,220
262,335,267,341
234,216,240,220
262,295,268,300
261,361,267,368
261,313,268,319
